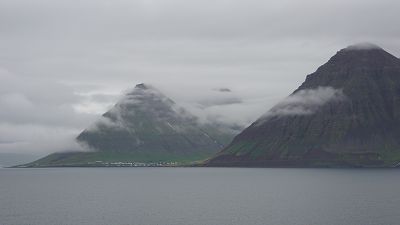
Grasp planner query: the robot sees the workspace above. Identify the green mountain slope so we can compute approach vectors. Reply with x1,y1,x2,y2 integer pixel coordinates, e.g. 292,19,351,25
206,43,400,167
24,84,235,167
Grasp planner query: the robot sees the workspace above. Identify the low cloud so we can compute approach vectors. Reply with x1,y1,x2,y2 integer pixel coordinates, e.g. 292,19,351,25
85,117,124,133
73,92,119,115
0,123,86,154
194,89,243,108
159,85,255,128
257,86,345,123
0,68,96,154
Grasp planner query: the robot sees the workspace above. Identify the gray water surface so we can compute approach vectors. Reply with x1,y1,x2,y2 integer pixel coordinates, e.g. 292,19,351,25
1,167,399,225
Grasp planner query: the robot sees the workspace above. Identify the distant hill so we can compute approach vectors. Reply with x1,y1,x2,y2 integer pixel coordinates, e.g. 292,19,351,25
0,153,40,168
206,43,400,167
24,84,236,167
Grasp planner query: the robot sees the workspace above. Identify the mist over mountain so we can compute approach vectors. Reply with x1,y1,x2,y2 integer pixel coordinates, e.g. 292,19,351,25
206,43,400,167
25,84,236,167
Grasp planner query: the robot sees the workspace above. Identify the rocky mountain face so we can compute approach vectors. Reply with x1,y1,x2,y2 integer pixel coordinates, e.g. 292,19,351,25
206,44,400,167
26,84,235,167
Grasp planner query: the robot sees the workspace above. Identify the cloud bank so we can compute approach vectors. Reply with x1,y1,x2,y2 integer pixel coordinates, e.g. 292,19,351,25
257,87,345,123
0,68,96,154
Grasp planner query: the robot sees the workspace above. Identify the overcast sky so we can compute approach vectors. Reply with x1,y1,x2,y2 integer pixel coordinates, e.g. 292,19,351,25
0,0,399,155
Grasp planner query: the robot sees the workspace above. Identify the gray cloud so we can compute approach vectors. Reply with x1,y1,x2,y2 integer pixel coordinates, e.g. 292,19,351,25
0,68,96,154
257,87,345,124
0,123,86,154
0,0,399,156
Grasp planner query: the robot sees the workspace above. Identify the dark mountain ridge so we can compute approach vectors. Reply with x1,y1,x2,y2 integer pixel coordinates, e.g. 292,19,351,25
206,43,400,167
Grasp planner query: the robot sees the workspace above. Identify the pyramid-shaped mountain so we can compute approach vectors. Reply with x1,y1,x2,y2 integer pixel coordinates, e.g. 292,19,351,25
26,84,235,167
206,43,400,167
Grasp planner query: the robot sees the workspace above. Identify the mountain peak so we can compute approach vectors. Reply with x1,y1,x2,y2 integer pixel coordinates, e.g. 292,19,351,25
206,44,400,168
333,42,392,60
312,43,400,79
296,43,400,93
